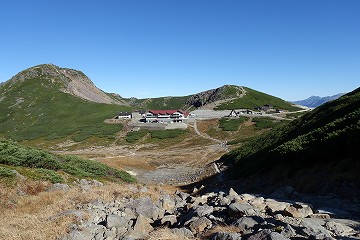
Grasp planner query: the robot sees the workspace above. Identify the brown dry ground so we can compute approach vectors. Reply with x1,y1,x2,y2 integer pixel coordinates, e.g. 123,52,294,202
0,120,249,239
52,124,229,185
0,179,197,240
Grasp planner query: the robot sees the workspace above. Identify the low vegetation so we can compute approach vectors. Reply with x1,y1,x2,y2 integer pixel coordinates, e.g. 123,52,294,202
126,129,188,143
0,140,136,183
221,88,360,194
218,117,248,131
252,117,285,130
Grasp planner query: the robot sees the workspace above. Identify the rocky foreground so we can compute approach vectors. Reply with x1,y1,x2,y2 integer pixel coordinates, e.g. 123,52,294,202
56,180,360,240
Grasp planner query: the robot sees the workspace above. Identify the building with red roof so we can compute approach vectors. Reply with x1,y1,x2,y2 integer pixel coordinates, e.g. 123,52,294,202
145,110,189,123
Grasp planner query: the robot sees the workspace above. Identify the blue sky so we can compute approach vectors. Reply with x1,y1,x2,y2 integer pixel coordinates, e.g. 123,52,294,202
0,0,359,100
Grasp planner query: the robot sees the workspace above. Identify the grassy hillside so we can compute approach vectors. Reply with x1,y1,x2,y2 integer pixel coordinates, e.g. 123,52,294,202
215,87,300,111
0,77,131,142
135,96,190,110
221,87,360,195
0,140,136,184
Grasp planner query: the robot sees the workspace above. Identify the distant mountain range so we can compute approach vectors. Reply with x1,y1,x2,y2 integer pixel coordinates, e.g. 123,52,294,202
292,93,345,108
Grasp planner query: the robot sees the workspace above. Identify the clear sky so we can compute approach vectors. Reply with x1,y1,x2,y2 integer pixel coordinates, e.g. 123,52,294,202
0,0,359,101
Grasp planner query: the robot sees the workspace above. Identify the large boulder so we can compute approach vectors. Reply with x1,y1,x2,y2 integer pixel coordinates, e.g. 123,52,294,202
194,204,214,217
161,214,178,226
106,214,132,229
228,203,257,218
171,227,194,238
160,194,176,213
233,216,265,231
325,221,355,237
211,232,242,240
299,219,334,239
125,214,154,239
188,217,212,234
264,199,289,215
128,197,163,221
283,204,313,218
247,229,290,240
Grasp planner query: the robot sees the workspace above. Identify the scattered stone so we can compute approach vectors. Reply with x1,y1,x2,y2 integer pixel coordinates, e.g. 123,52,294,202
211,232,242,240
47,183,70,192
247,229,290,240
229,188,239,198
265,199,289,215
233,216,265,231
280,224,297,239
129,197,163,220
188,217,212,234
160,194,176,213
106,214,131,229
325,221,355,236
171,227,194,238
126,214,154,239
308,213,331,219
161,214,177,226
194,204,214,217
299,218,333,239
283,204,313,218
228,202,257,218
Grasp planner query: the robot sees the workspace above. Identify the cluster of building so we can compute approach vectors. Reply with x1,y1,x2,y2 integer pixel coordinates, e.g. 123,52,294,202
114,110,189,123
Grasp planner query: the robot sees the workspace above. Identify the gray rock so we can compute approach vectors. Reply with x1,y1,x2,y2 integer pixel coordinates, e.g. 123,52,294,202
104,228,117,240
248,229,290,240
188,216,212,234
176,190,190,200
265,199,289,215
171,227,194,238
129,197,163,220
194,204,214,217
283,204,313,218
239,193,256,202
64,225,106,240
126,214,154,239
91,179,103,187
106,214,131,229
47,183,70,192
233,216,265,231
308,213,331,219
280,224,297,239
160,194,176,213
324,221,355,236
219,195,231,206
161,214,177,226
299,219,333,239
211,232,242,240
228,188,239,200
64,230,94,240
249,197,266,212
228,202,257,218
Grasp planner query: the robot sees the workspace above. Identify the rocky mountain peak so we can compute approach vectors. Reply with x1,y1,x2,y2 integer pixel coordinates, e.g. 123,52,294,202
7,64,125,105
185,85,246,108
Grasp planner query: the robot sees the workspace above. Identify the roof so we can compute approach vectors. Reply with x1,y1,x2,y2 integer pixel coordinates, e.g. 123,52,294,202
148,110,189,117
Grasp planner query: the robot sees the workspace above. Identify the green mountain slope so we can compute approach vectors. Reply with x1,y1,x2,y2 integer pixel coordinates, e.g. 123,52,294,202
221,87,360,196
120,85,299,111
0,65,131,142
